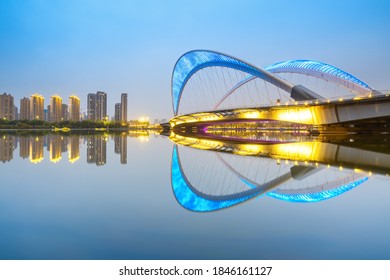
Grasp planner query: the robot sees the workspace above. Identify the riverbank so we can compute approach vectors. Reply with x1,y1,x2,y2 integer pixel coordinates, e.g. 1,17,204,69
0,119,160,130
0,127,162,136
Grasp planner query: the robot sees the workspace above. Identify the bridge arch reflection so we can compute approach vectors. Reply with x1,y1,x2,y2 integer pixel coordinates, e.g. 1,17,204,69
169,132,390,212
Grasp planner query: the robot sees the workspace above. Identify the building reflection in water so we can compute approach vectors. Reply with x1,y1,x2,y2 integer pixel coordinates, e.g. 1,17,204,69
169,131,390,212
68,135,80,163
50,134,63,163
30,136,44,164
0,135,15,163
87,135,107,166
0,132,156,165
114,133,127,164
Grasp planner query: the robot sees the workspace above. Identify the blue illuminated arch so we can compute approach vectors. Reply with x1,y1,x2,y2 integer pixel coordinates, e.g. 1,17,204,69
265,60,373,94
171,145,264,212
172,51,375,115
267,176,368,203
172,50,294,116
217,152,369,203
171,144,368,212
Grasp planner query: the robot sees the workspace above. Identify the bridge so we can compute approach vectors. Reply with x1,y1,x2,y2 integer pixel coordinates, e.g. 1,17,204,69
167,50,390,134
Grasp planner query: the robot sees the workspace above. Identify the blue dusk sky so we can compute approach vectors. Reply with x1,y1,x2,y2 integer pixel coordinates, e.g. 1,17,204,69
1,0,389,120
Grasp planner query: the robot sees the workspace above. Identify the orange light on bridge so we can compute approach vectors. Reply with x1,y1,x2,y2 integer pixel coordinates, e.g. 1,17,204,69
276,108,313,124
242,111,261,119
273,142,317,161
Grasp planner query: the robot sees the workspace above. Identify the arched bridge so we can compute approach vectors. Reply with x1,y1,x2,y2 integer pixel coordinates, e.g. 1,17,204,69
169,50,389,133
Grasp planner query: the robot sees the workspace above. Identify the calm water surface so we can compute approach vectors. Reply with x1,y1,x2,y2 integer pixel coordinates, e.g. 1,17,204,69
1,132,390,259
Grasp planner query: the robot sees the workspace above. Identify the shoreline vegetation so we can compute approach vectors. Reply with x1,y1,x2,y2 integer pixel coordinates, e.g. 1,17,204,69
0,119,162,131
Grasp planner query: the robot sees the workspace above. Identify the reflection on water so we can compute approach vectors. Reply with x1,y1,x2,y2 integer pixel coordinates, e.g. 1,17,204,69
87,135,107,165
169,131,390,212
0,131,153,165
2,130,390,212
1,129,390,259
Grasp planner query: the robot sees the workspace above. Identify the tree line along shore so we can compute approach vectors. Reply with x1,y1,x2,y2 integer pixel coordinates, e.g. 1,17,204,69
0,119,158,130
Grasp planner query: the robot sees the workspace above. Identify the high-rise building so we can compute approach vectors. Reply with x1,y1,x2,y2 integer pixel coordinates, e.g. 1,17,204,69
114,103,121,122
50,95,62,122
13,106,18,120
0,93,14,120
61,104,68,121
87,93,96,120
96,91,107,121
20,97,30,120
30,94,44,120
120,93,127,122
87,91,107,121
69,95,80,121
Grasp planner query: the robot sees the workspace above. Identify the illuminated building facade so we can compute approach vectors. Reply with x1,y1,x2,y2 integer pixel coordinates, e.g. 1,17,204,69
50,95,62,122
69,95,80,121
30,94,44,120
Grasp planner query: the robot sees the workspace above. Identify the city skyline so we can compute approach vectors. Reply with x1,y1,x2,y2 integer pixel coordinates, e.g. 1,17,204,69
1,91,130,122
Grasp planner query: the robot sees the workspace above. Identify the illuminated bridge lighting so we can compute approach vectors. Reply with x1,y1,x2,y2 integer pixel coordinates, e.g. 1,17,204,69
172,50,294,116
171,50,378,119
171,145,260,212
267,176,369,203
265,60,373,94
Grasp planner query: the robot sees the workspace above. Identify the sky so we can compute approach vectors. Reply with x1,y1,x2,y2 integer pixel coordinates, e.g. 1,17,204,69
1,0,390,120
